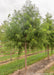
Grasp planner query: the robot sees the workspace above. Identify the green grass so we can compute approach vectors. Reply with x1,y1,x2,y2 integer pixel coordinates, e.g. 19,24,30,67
0,53,18,61
0,49,44,61
0,51,54,75
45,64,54,73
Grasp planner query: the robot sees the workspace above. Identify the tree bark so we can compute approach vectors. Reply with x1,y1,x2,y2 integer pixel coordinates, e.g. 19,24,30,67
47,45,49,60
45,48,47,55
10,49,12,61
25,42,27,75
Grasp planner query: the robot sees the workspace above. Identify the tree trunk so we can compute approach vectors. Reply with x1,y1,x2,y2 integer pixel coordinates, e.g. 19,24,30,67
45,48,47,55
25,42,27,75
47,45,49,60
10,49,12,61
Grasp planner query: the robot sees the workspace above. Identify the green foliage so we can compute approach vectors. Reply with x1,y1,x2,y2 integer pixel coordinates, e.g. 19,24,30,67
5,0,41,55
41,13,54,49
0,0,54,56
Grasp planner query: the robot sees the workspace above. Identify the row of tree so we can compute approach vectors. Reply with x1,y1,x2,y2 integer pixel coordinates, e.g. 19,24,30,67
0,0,54,73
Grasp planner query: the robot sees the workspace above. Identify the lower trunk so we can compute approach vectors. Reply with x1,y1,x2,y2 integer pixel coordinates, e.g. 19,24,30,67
25,42,27,75
47,45,49,60
10,50,12,61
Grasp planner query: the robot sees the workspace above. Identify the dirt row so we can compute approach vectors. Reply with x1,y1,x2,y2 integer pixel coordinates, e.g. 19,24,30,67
0,50,44,57
0,50,45,65
11,55,54,75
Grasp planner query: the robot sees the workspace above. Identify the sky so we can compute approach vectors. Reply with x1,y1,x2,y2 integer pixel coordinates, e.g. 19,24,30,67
0,0,54,25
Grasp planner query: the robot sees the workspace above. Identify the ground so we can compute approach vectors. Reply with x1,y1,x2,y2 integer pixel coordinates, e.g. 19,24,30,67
11,55,54,75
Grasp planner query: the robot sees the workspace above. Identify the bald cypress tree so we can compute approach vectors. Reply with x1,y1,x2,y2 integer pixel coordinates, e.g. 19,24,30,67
5,0,41,74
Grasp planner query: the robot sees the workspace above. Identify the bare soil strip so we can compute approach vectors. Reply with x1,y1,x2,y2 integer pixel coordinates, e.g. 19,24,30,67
36,61,54,73
0,50,44,65
0,55,4,57
11,55,54,75
0,50,44,57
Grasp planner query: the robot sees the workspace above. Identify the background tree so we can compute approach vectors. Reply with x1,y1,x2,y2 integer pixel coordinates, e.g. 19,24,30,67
41,13,54,59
